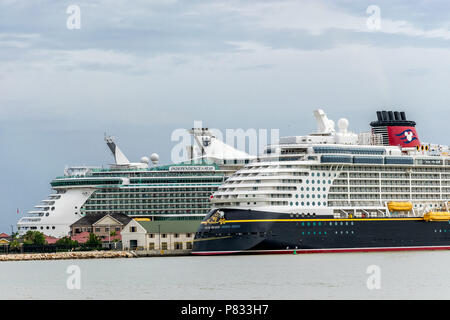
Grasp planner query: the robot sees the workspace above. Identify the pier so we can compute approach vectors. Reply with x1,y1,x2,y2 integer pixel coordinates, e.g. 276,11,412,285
0,249,192,261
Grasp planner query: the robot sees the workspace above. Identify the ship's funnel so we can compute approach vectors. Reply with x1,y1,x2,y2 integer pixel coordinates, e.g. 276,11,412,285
105,136,131,165
370,110,420,147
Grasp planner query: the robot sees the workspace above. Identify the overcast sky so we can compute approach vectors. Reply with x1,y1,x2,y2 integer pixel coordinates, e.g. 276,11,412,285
1,0,450,232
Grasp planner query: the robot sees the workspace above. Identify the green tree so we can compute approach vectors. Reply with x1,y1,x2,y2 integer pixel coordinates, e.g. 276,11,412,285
56,236,79,247
85,233,102,246
23,231,47,245
9,240,21,252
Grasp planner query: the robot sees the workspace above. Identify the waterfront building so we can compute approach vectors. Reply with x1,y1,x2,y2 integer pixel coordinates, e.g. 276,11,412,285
0,233,10,246
122,219,200,250
70,212,132,241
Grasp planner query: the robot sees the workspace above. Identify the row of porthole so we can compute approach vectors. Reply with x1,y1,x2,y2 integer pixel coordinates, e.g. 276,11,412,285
300,187,327,192
305,180,332,184
290,201,327,206
296,194,327,199
302,230,355,235
311,172,337,177
40,226,56,230
290,213,316,218
300,221,355,227
302,231,327,235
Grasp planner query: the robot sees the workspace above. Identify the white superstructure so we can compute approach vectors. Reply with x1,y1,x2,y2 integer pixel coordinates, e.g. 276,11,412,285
211,109,450,219
17,129,255,237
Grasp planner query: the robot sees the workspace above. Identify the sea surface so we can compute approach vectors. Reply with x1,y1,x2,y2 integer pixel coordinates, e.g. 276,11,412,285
1,251,450,299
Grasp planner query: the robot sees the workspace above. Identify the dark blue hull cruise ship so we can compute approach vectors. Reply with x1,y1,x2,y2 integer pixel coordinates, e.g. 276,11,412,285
193,110,450,254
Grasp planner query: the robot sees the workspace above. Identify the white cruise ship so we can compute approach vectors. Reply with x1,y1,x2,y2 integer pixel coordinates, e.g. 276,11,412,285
17,128,254,238
192,109,450,255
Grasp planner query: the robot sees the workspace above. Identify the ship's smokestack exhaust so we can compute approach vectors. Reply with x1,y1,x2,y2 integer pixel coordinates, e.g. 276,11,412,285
370,110,420,147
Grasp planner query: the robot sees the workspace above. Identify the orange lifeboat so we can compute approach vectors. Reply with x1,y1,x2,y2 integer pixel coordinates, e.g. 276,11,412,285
387,202,413,212
423,212,450,222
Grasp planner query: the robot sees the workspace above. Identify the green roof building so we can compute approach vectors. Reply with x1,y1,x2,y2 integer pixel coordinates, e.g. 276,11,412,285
121,219,201,251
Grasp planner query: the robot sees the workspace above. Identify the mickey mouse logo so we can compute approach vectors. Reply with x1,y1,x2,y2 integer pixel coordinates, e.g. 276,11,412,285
395,129,417,144
404,131,413,142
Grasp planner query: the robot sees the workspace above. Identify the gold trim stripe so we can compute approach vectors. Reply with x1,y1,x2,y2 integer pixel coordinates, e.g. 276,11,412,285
193,236,232,242
201,217,424,225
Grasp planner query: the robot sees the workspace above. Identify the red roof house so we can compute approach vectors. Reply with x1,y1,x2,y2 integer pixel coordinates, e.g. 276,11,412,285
71,231,90,244
44,235,60,245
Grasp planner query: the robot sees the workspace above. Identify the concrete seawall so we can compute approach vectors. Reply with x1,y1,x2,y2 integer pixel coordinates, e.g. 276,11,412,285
0,250,192,261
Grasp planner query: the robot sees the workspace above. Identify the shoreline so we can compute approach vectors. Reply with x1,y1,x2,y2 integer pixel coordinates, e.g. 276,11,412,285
0,250,192,261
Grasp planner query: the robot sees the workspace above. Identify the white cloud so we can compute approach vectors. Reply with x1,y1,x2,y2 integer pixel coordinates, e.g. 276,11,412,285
200,0,450,40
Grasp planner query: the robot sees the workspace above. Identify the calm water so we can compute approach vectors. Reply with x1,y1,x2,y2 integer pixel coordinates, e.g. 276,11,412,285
1,251,450,299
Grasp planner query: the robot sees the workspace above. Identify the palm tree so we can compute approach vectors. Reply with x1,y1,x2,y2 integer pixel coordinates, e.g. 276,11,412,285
110,230,120,249
9,240,21,253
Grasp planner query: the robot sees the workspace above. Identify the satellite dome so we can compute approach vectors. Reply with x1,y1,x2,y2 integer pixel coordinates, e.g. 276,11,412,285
140,156,149,164
150,153,159,164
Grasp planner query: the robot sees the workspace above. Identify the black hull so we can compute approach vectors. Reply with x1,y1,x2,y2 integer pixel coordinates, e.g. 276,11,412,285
192,209,450,255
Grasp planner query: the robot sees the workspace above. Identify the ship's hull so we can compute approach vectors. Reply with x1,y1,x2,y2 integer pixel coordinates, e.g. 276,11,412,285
192,209,450,255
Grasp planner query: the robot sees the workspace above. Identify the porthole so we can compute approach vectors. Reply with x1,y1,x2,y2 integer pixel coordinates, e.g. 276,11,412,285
312,202,315,206
45,213,49,217
51,207,55,211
